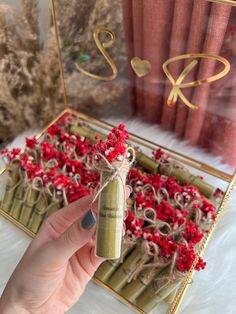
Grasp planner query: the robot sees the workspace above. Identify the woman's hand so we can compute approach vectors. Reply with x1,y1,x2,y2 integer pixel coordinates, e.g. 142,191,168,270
0,195,103,314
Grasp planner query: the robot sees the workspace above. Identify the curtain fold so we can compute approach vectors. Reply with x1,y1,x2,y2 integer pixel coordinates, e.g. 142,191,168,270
161,0,193,130
221,88,236,167
122,0,135,113
199,9,236,167
201,86,236,168
174,0,211,137
132,0,144,115
184,3,232,145
142,0,174,122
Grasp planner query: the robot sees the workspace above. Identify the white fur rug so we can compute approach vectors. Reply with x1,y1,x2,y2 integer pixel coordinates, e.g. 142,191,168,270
0,119,236,314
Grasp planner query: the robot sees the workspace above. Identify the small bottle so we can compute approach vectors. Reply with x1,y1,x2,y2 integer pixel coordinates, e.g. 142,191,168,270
96,159,130,259
93,123,134,260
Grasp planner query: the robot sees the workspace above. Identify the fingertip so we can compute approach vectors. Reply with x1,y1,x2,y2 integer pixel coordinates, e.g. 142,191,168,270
125,185,132,198
90,246,106,269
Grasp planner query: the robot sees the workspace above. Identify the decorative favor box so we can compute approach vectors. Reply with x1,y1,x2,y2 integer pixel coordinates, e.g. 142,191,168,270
0,0,236,313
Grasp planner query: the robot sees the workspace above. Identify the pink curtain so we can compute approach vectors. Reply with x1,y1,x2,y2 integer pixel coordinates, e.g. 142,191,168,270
122,0,236,168
161,0,194,130
142,0,174,122
122,0,135,113
174,0,211,136
132,0,143,114
184,3,232,145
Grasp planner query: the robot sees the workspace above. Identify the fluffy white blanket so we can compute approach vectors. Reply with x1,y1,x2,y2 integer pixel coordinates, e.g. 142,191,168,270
0,119,235,314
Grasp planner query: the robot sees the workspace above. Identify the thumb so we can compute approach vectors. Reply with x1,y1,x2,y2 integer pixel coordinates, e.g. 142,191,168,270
51,209,97,262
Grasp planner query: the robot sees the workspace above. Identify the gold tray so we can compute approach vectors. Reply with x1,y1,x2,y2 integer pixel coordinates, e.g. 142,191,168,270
0,107,235,314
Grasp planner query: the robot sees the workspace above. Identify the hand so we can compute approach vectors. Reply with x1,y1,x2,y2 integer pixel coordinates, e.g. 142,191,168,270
0,195,102,314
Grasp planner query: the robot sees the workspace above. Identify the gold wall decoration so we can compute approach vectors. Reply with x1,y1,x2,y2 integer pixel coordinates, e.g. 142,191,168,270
131,57,152,78
208,0,236,6
75,28,118,81
162,53,230,110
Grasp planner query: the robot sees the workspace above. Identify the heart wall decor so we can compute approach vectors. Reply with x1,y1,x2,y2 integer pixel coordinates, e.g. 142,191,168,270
131,57,151,78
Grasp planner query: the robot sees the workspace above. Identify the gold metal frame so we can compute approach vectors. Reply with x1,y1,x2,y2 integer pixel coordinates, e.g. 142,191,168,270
0,1,235,314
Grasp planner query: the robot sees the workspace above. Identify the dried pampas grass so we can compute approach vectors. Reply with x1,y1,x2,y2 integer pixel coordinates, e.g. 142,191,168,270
0,1,64,146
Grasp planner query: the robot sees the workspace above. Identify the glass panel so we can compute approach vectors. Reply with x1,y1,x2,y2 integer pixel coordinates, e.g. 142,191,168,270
53,0,236,176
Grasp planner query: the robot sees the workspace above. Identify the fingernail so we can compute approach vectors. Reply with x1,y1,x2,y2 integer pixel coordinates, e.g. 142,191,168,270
81,210,96,230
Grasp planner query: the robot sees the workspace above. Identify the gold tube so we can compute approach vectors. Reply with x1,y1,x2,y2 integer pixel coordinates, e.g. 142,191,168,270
135,151,159,173
160,165,214,198
96,160,129,259
164,285,179,304
27,195,48,233
136,280,181,313
10,184,25,220
71,125,105,143
95,245,133,282
19,188,39,226
107,247,145,292
1,172,19,213
120,267,163,303
95,260,120,283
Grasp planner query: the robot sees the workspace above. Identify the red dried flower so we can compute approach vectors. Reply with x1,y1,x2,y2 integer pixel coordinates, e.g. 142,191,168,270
152,149,164,161
125,210,144,238
1,148,21,161
193,199,216,221
40,142,59,161
154,234,177,258
156,201,183,225
66,184,88,203
47,124,62,138
183,221,204,245
177,243,196,272
91,124,129,163
142,229,153,241
195,257,206,271
26,137,38,149
213,188,224,198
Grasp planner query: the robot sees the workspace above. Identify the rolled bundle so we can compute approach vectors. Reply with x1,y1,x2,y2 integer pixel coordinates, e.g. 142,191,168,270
95,259,121,283
95,235,137,282
120,265,164,303
136,277,181,312
96,159,130,259
164,284,180,304
1,167,20,213
27,181,64,233
71,125,105,143
19,179,40,227
135,151,159,174
107,239,156,292
91,124,135,260
27,193,48,233
159,163,214,198
10,183,26,220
